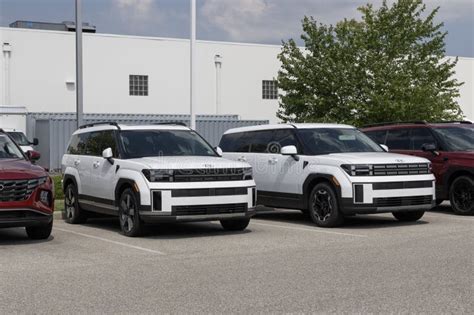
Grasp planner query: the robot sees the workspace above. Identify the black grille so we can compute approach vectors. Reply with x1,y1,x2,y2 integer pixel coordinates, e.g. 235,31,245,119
173,168,246,182
372,164,430,176
373,181,433,190
374,195,433,207
171,187,248,197
172,203,248,216
0,178,45,202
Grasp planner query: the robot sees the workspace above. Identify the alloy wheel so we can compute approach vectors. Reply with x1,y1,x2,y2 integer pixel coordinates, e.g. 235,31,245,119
120,193,136,233
452,178,473,212
312,189,333,221
64,186,76,220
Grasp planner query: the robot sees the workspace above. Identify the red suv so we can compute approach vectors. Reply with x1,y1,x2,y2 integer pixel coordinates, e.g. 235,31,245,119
363,121,473,215
0,129,54,239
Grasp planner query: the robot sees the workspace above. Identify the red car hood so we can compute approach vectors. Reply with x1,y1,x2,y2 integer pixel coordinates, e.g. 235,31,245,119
0,159,48,180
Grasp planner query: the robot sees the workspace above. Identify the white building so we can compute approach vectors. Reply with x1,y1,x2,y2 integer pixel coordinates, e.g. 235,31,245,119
0,27,473,123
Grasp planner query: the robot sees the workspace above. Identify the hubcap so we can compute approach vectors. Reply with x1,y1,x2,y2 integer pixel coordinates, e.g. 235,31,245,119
312,189,333,221
64,187,76,219
120,194,135,232
453,179,473,212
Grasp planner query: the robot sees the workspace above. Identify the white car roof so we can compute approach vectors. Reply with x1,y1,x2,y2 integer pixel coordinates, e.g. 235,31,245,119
223,123,355,134
73,124,189,135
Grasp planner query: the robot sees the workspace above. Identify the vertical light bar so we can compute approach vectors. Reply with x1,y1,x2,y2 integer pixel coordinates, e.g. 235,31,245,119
190,0,196,129
75,0,84,129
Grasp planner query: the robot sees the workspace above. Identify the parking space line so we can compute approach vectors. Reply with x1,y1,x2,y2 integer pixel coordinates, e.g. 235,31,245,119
424,213,474,222
251,221,368,238
55,228,166,255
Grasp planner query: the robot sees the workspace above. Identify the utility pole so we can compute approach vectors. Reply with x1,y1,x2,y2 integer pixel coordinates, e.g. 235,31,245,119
75,0,84,128
190,0,196,129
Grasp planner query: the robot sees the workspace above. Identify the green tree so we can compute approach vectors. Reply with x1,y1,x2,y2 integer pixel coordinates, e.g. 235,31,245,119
277,0,463,126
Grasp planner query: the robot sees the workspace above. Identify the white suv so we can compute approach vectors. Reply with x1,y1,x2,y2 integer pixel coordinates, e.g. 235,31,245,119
219,124,436,227
62,122,256,236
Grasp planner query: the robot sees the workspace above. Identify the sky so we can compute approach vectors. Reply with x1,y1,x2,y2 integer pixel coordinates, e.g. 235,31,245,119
0,0,473,57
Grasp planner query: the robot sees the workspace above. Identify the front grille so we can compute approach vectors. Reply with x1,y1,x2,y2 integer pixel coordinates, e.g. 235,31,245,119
172,203,248,216
0,178,45,202
171,187,248,198
372,163,430,176
173,168,246,182
374,195,432,207
373,181,433,190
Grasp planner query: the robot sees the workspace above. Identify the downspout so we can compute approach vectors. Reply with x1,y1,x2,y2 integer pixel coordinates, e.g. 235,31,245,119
2,43,12,105
214,54,222,115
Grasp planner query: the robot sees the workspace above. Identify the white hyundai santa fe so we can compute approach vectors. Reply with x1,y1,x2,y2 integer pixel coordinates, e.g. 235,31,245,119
62,122,256,236
219,123,436,227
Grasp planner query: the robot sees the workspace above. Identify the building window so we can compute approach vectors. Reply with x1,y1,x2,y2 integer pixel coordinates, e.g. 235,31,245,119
262,80,278,100
129,75,148,96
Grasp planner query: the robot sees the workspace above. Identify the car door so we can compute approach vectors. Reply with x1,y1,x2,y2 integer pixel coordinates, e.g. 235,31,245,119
88,130,119,208
66,132,92,197
246,130,275,192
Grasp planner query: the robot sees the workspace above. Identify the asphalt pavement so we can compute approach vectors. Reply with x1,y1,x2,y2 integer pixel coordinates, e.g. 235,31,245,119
0,204,472,314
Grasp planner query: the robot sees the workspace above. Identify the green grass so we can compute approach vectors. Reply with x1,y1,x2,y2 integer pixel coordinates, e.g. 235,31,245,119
54,199,64,212
52,175,64,200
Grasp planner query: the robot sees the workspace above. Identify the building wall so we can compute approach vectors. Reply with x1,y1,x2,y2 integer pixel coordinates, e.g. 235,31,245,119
0,27,473,122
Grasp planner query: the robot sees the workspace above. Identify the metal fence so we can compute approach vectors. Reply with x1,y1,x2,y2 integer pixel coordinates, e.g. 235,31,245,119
25,113,268,170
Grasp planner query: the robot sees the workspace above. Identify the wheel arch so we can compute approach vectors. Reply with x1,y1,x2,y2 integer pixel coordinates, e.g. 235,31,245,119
447,169,474,189
302,174,342,209
115,178,141,207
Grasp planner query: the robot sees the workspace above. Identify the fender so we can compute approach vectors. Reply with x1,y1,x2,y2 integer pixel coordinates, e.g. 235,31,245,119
62,171,81,194
114,167,150,207
302,173,343,210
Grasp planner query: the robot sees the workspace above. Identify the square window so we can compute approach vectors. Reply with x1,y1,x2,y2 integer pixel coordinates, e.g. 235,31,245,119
129,75,149,96
262,80,278,99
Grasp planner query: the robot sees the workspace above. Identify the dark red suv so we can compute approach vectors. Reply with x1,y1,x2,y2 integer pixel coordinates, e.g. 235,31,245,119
0,129,54,239
362,121,473,215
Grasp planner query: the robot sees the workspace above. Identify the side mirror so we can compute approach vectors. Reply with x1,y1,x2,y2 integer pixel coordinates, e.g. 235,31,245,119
281,145,300,161
380,144,389,152
102,147,114,164
31,138,39,146
421,143,439,156
27,150,41,162
215,147,223,157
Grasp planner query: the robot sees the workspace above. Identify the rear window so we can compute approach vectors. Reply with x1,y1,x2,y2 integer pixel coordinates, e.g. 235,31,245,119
364,130,387,145
386,129,411,150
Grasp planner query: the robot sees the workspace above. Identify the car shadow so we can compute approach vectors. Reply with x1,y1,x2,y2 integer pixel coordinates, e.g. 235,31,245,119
0,228,54,245
254,207,429,230
78,218,252,239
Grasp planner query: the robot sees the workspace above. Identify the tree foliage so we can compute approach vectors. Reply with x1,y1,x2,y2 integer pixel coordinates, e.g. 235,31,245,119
277,0,463,126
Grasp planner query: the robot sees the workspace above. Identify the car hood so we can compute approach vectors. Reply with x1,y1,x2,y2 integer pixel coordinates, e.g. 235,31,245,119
0,159,47,180
321,152,430,164
129,156,251,169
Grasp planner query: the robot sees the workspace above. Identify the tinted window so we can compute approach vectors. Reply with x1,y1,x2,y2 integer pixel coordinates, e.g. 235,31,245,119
432,126,474,151
386,129,410,150
270,129,299,153
219,132,251,152
85,131,117,156
7,132,30,146
67,133,89,155
0,134,24,159
364,130,387,145
411,128,436,150
249,130,274,153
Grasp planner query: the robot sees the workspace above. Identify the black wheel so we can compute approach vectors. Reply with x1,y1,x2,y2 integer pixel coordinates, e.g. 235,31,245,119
220,218,250,231
392,211,425,222
26,221,53,240
64,183,87,224
449,176,474,215
118,188,143,237
435,199,444,206
308,182,344,227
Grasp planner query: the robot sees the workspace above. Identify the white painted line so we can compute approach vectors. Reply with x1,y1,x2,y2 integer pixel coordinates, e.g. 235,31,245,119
424,213,474,222
251,221,368,238
55,228,166,255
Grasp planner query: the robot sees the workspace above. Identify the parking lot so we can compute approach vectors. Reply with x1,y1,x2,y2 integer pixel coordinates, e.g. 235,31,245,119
0,203,472,314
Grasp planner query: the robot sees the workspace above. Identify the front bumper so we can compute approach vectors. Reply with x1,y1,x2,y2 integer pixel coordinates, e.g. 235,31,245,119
0,208,53,228
140,208,256,223
341,199,435,215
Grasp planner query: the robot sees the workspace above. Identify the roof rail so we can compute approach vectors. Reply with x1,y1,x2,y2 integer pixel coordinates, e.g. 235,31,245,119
362,121,427,128
154,122,188,127
79,121,121,130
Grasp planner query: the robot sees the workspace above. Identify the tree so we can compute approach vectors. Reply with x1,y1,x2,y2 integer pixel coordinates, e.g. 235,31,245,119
277,0,463,126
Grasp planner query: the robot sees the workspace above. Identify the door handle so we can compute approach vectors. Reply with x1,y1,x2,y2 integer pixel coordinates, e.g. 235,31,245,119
238,156,247,162
93,161,100,169
268,158,278,165
74,160,80,166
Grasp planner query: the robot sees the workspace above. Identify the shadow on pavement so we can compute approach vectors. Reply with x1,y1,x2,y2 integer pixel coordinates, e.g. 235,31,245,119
0,228,54,245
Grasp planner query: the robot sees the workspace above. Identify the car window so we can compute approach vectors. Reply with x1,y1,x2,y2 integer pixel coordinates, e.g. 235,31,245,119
270,129,299,153
386,129,410,150
67,133,89,155
364,130,387,145
85,130,117,156
432,126,474,152
411,128,436,150
7,132,30,146
0,134,24,159
249,130,274,153
219,132,251,152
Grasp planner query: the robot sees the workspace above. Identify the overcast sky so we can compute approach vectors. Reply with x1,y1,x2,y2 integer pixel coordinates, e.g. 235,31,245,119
1,0,473,57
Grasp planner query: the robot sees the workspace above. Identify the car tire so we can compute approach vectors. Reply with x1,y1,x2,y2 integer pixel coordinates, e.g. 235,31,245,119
118,188,143,237
25,221,53,240
308,182,344,227
435,199,444,206
392,211,425,222
449,175,474,215
64,183,87,224
220,218,250,231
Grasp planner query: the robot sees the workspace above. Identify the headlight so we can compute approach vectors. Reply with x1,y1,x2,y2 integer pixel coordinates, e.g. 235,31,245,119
243,167,253,180
142,169,175,182
341,164,373,176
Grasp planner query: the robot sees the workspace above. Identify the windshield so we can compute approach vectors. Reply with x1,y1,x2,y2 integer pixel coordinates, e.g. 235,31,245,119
298,128,384,155
119,130,217,159
0,134,24,159
7,132,30,146
433,127,474,151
